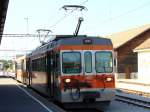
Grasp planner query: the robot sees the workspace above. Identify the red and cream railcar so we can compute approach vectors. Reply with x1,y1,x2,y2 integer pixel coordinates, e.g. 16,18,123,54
28,35,116,108
15,55,28,84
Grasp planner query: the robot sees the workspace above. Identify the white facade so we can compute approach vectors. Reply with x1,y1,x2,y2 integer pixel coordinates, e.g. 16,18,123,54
137,49,150,80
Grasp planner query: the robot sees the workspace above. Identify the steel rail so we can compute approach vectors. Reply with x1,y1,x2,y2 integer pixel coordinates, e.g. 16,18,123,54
115,94,150,109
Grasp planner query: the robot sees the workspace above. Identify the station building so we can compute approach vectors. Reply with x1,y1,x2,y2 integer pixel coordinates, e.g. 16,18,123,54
134,38,150,81
106,24,150,80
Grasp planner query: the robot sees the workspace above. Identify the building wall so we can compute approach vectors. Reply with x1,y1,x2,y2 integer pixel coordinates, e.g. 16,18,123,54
116,30,150,79
138,51,150,80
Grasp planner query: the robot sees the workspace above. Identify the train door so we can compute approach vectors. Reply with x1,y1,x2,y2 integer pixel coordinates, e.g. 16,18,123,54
47,51,55,98
21,60,24,82
83,51,94,75
26,58,31,86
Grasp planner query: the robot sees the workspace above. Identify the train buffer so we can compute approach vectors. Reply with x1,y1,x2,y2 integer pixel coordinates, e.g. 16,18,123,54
0,77,65,112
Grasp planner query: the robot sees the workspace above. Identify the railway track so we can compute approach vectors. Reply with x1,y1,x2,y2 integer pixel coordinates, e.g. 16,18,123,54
54,101,103,112
115,94,150,109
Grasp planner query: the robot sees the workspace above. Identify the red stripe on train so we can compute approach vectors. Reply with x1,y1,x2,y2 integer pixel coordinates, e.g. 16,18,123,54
60,74,115,90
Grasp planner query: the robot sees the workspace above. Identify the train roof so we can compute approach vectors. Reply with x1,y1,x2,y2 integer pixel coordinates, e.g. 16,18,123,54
30,35,113,56
57,36,112,45
54,35,87,40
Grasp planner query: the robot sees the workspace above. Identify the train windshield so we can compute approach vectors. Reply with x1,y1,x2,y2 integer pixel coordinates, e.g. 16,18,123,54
95,51,113,73
62,52,81,74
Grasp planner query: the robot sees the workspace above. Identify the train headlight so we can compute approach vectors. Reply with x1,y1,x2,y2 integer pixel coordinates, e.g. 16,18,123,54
65,78,71,83
106,77,112,81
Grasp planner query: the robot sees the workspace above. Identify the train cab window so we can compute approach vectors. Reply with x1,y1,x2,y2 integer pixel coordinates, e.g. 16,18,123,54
84,51,92,73
95,51,113,73
62,52,81,74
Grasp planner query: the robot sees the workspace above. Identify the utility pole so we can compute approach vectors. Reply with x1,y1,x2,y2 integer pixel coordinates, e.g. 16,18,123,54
24,17,29,34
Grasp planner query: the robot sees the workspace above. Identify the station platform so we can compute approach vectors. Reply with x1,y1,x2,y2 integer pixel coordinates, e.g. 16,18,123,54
0,71,15,78
116,79,150,94
0,77,65,112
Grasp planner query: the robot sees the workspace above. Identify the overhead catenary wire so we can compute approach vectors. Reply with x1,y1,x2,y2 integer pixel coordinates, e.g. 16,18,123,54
95,0,150,27
0,49,32,52
1,1,89,60
87,0,150,34
1,34,54,38
48,0,88,29
108,0,150,21
1,0,89,38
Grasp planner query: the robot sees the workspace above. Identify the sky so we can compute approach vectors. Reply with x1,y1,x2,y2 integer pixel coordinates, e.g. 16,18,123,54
0,0,150,59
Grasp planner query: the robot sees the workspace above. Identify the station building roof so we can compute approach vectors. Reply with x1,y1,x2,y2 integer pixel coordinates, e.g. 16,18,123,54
0,0,9,44
106,24,150,49
134,38,150,52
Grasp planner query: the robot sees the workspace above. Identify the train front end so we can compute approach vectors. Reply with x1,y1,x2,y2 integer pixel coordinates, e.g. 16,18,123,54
55,36,116,108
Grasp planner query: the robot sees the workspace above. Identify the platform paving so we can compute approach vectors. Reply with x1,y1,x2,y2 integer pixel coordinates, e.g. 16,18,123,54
0,77,59,112
116,79,150,93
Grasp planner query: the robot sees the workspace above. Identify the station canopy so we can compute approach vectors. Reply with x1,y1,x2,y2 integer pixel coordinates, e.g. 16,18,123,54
0,0,9,44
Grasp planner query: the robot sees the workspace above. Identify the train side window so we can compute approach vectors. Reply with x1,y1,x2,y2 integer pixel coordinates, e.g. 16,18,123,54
21,60,26,71
23,60,26,71
17,62,21,70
